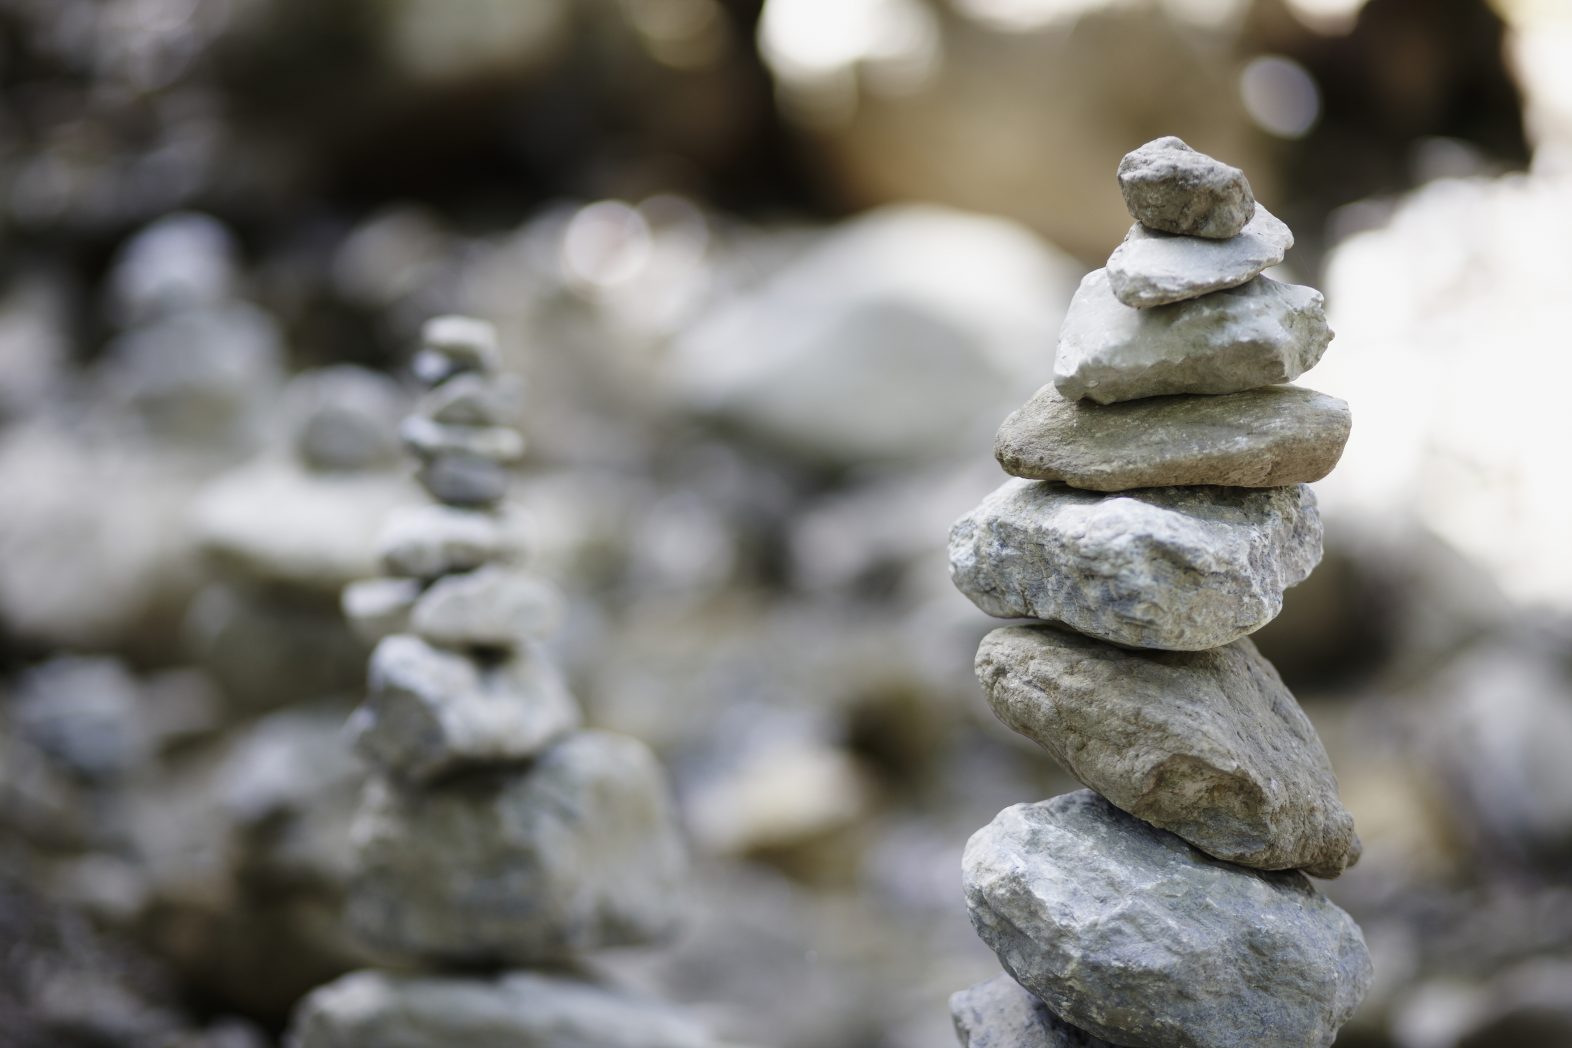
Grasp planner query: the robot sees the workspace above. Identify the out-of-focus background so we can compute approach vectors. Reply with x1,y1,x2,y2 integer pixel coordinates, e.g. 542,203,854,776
2,0,1571,1045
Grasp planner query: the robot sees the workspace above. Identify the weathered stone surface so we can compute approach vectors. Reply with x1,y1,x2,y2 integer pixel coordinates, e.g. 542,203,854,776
1118,137,1255,239
1053,270,1332,404
949,480,1321,650
964,791,1372,1048
410,565,563,649
995,383,1350,491
341,577,420,645
375,504,518,580
348,635,579,781
951,975,1116,1048
347,731,687,963
1107,206,1293,308
975,625,1360,876
290,969,718,1048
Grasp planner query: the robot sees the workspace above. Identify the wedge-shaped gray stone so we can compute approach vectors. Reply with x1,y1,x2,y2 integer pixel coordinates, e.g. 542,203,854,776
411,564,564,649
995,383,1350,490
348,730,687,963
964,791,1372,1048
348,634,580,781
1054,270,1332,403
976,625,1360,876
1107,206,1293,308
1118,137,1255,239
949,480,1321,650
951,975,1117,1048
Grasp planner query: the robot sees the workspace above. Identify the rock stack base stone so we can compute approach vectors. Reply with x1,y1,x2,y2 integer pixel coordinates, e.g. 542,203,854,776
948,140,1371,1048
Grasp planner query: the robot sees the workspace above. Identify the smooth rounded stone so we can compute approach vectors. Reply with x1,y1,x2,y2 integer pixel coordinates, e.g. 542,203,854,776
283,366,406,473
415,454,511,506
290,969,718,1048
1117,137,1255,240
963,791,1372,1048
1106,206,1293,308
949,479,1322,651
416,372,522,427
995,383,1351,491
347,730,687,963
410,564,564,649
400,416,525,463
951,975,1117,1048
341,577,421,645
975,625,1360,876
415,315,500,383
1053,270,1332,404
375,504,518,579
349,634,580,781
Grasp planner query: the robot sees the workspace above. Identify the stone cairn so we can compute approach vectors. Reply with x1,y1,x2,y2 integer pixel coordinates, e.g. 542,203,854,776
946,139,1374,1048
288,317,711,1048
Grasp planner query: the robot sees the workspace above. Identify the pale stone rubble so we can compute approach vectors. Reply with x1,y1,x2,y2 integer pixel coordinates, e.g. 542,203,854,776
948,139,1372,1047
288,317,704,1045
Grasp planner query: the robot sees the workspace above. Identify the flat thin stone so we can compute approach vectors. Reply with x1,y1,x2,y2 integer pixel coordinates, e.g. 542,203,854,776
948,479,1321,651
964,791,1372,1048
416,372,522,427
348,634,580,781
347,731,687,963
410,564,564,650
1107,206,1293,308
400,416,525,463
342,576,420,644
1117,137,1255,239
995,383,1351,490
951,976,1117,1048
976,625,1360,876
1054,270,1332,404
422,315,500,371
375,504,519,580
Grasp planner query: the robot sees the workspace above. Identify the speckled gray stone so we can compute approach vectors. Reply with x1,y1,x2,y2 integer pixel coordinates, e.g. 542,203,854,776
1107,206,1293,308
1054,270,1332,404
1118,137,1255,239
976,625,1360,877
963,791,1372,1048
410,565,564,650
949,479,1321,651
995,383,1350,491
951,976,1116,1048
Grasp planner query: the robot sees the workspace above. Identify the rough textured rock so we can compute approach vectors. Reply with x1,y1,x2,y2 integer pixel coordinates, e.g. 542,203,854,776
291,969,717,1048
949,480,1322,650
375,504,520,579
347,730,687,963
964,791,1372,1048
341,577,421,645
951,975,1117,1048
995,383,1351,491
348,635,580,781
1107,206,1293,308
1117,137,1255,239
1053,270,1332,404
975,625,1360,876
410,565,564,650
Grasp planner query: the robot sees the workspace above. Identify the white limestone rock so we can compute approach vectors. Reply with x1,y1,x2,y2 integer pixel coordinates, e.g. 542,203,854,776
375,504,519,580
409,565,564,650
1106,206,1293,308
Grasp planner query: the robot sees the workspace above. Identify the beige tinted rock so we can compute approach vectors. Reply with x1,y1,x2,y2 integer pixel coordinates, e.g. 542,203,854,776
341,577,420,645
951,975,1117,1048
1107,206,1293,308
995,383,1351,490
375,504,519,580
1118,136,1255,239
410,565,564,650
1054,270,1332,404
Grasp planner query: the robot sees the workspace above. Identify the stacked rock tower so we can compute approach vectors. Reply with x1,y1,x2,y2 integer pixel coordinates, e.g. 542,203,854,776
289,317,709,1047
947,139,1374,1048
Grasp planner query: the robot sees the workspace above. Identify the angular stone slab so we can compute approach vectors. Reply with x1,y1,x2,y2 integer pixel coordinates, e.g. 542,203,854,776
951,975,1117,1048
1054,270,1332,404
995,383,1350,491
1107,206,1293,308
976,625,1360,876
348,634,580,781
949,480,1321,651
410,564,564,650
347,731,687,964
964,791,1372,1048
1118,137,1255,239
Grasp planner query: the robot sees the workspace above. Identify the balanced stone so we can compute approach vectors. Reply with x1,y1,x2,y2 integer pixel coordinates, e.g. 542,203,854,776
349,634,580,781
401,416,526,463
949,479,1321,650
347,730,687,963
1117,137,1255,239
1107,206,1293,308
951,976,1117,1048
417,372,522,427
376,504,519,579
411,564,564,650
975,625,1360,876
964,791,1372,1048
994,383,1350,491
342,576,421,644
1053,270,1332,404
421,315,500,373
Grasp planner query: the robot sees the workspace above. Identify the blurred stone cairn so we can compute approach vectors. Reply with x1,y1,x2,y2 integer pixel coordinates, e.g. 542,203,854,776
288,317,713,1047
945,139,1374,1048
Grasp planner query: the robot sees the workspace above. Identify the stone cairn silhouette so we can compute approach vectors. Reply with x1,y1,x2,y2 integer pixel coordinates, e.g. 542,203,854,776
946,140,1375,1048
289,316,711,1047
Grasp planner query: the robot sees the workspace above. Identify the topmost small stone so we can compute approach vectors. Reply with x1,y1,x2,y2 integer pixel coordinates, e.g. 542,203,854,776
418,315,501,381
1118,137,1255,240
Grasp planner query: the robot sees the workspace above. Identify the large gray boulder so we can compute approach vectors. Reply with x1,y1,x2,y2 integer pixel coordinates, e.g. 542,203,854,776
1117,137,1255,239
951,975,1116,1048
964,791,1372,1048
975,625,1360,877
1106,207,1293,308
949,480,1322,651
